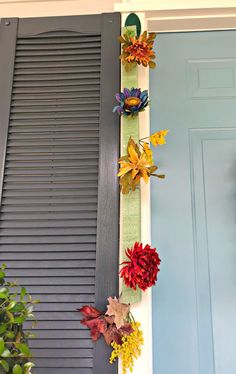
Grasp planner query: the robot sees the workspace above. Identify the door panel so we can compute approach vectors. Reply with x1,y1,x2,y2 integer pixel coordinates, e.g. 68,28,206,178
150,31,236,374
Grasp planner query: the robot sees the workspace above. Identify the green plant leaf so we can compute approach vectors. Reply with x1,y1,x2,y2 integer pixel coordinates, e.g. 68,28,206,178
0,324,7,335
0,288,8,294
0,359,9,372
15,343,31,358
20,287,26,301
13,364,22,374
13,316,25,324
23,362,35,374
0,339,5,356
1,349,11,358
6,311,14,323
6,301,16,310
5,332,15,340
0,270,6,279
10,303,24,313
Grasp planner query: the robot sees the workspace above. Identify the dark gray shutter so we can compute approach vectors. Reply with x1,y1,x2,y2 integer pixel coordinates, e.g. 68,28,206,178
0,14,120,374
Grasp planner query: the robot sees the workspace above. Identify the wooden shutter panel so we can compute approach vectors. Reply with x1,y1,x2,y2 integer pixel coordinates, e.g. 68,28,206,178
0,14,120,374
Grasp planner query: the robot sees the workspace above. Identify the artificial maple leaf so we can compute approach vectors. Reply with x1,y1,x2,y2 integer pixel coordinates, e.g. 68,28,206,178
103,322,134,346
106,297,130,329
78,305,102,319
78,305,107,341
103,324,123,345
83,317,107,341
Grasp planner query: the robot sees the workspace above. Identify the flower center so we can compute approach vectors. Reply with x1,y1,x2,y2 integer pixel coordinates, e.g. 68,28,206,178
124,97,141,108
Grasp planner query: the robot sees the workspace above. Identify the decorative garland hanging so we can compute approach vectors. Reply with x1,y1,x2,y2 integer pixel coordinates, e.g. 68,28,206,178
78,21,169,374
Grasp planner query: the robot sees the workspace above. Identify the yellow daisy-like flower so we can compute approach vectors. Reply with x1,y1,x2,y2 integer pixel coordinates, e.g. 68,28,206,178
150,129,169,147
109,322,144,374
118,138,158,194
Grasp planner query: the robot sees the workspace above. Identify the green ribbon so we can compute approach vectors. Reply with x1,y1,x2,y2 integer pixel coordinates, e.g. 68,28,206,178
120,26,142,304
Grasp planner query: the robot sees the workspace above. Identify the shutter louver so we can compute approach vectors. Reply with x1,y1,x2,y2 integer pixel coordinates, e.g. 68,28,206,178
1,31,100,374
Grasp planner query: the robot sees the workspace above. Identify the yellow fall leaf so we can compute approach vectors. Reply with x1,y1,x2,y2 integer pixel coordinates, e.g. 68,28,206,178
150,129,169,147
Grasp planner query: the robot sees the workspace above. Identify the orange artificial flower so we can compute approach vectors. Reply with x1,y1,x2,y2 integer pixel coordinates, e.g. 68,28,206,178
119,31,156,72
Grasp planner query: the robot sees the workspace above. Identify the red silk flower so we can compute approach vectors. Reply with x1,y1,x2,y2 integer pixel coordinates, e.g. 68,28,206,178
120,242,161,291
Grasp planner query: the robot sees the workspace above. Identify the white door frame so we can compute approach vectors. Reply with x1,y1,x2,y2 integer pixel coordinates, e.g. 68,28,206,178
115,2,236,373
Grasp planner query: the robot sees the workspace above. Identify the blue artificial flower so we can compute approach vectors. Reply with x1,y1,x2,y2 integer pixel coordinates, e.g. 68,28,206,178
113,87,149,118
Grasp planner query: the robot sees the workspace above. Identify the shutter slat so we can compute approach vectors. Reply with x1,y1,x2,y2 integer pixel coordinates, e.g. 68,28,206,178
10,112,99,119
32,348,92,358
6,153,99,161
5,276,95,284
5,268,95,276
0,220,97,228
24,320,87,329
12,91,100,100
5,167,98,175
31,348,93,358
9,127,99,134
7,146,99,154
31,340,93,349
11,105,100,114
17,35,100,44
14,72,100,81
12,85,100,94
15,66,100,75
15,60,101,69
15,54,100,62
13,81,100,89
2,191,97,199
16,48,101,56
16,42,101,50
34,358,93,368
29,331,91,339
5,160,98,168
12,97,100,106
0,236,96,244
36,369,92,374
9,118,99,126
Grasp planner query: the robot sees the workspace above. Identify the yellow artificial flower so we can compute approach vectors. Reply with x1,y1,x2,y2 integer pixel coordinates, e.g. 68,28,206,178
110,322,144,374
118,143,152,185
118,137,164,194
150,129,169,147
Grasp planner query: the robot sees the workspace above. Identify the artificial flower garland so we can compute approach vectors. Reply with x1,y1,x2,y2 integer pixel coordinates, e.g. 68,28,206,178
119,31,156,71
78,297,143,374
118,130,168,194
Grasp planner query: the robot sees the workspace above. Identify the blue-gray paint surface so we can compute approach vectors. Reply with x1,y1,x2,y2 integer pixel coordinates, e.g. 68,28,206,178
151,31,236,374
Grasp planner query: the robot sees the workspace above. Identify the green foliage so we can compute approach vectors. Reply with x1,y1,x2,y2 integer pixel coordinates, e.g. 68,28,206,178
0,264,39,374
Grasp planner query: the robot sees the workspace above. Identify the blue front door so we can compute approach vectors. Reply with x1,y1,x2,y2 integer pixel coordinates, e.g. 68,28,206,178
150,31,236,374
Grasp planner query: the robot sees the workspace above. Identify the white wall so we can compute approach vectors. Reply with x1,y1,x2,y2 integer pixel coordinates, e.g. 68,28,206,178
0,0,120,17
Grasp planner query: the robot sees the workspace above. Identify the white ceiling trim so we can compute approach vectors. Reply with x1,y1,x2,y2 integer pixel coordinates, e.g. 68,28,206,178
114,0,236,12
